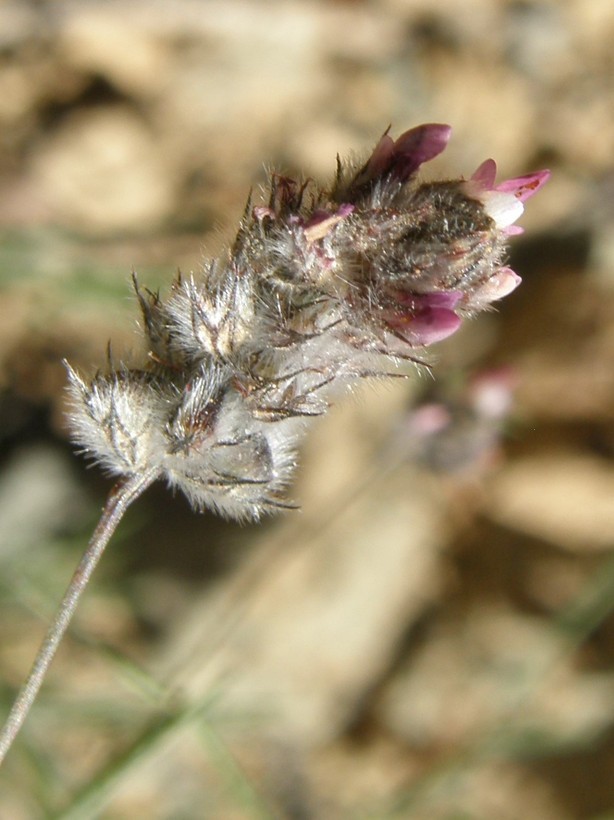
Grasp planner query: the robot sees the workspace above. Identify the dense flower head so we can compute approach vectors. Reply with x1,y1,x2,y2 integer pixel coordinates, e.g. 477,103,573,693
67,125,549,520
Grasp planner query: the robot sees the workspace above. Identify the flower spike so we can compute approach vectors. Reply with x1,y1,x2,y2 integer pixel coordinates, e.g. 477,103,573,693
0,124,549,763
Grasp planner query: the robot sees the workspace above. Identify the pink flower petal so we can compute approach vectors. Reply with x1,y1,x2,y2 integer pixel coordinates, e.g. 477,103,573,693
408,307,462,344
357,124,452,189
418,291,463,310
474,267,522,303
387,307,462,346
496,169,551,202
390,123,452,181
362,132,395,181
337,203,355,218
394,290,463,310
471,158,497,188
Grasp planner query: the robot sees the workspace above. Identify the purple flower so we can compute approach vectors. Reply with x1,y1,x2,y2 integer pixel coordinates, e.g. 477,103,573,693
346,123,452,195
464,159,550,234
383,291,462,346
330,128,550,345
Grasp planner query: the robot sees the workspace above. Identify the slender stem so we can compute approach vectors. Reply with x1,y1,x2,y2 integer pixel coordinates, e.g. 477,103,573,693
0,469,159,766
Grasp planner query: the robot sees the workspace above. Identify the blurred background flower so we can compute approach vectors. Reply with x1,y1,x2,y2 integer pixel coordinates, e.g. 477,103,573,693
0,1,612,817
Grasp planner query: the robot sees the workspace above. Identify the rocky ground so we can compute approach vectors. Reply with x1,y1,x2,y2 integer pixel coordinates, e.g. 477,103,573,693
0,1,612,818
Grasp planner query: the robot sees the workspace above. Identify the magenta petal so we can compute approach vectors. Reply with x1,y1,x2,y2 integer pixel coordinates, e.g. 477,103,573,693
394,290,462,310
388,307,461,345
362,132,395,181
496,169,551,201
471,158,497,189
337,203,355,218
417,291,463,310
390,123,452,182
409,308,462,344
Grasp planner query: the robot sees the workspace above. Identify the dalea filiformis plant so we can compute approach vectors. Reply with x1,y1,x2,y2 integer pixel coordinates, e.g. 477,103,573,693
0,124,548,761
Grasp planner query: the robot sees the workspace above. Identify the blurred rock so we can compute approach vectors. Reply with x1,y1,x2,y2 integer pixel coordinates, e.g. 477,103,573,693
378,604,613,747
31,106,176,234
0,443,87,560
158,461,447,745
486,453,614,552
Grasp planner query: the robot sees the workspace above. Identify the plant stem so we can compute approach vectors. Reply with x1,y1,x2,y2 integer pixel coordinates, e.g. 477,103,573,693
0,469,159,765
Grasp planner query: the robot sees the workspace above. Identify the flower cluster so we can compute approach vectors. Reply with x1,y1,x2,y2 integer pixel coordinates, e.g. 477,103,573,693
67,124,549,520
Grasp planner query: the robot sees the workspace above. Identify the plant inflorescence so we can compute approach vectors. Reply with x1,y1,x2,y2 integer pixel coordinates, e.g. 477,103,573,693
0,124,549,763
